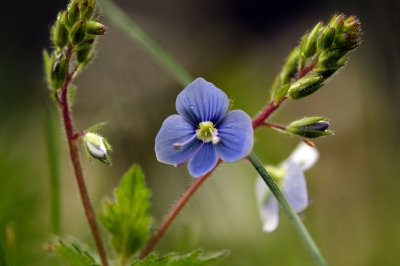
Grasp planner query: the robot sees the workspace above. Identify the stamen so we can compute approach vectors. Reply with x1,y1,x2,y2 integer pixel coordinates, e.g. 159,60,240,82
172,134,197,150
209,128,220,145
174,141,205,167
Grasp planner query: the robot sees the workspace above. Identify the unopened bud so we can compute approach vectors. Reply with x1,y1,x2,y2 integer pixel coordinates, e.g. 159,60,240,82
80,0,96,20
303,22,322,58
69,19,87,46
86,21,106,35
329,13,344,34
53,12,68,50
318,48,347,69
287,117,332,138
280,46,300,84
343,16,360,34
84,132,112,164
288,75,323,99
67,1,80,27
51,53,67,89
316,27,335,53
75,39,95,64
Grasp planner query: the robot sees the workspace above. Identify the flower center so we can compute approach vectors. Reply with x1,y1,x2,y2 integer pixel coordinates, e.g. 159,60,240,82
196,121,220,144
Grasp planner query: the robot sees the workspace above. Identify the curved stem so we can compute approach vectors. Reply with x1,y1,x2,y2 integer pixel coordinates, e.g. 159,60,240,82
139,159,222,259
247,151,327,266
59,46,109,266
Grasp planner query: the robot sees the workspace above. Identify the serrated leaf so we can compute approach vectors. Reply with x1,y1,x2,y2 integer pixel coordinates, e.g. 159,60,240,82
98,165,151,262
132,250,229,266
54,240,97,266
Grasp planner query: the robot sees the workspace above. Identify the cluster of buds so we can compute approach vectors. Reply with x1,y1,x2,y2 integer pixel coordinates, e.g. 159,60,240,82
44,0,106,90
271,14,361,101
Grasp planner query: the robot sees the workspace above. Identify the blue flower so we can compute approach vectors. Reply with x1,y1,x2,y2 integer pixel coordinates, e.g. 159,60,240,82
255,142,319,232
155,78,254,177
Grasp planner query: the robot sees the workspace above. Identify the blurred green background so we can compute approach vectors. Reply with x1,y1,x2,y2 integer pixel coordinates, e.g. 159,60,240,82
0,0,399,265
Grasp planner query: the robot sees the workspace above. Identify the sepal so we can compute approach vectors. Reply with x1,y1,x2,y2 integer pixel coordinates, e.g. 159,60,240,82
69,19,87,46
53,12,68,50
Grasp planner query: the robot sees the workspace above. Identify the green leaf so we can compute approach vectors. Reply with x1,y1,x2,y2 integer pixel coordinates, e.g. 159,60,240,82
98,165,151,263
85,122,107,133
132,250,229,266
53,240,98,266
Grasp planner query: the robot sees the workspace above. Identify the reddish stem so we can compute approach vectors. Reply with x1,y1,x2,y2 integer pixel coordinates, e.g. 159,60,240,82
59,46,109,266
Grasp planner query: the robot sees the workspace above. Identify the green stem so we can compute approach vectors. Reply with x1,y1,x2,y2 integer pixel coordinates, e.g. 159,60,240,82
247,151,328,266
44,106,61,235
99,0,193,87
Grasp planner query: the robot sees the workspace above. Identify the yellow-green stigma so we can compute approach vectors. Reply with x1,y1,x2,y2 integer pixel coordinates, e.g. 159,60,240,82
196,121,220,144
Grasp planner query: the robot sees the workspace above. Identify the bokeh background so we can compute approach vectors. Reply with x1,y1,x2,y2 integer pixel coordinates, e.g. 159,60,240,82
0,0,399,265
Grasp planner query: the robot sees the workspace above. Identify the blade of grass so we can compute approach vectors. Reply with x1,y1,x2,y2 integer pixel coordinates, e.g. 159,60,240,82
99,0,193,86
44,105,61,235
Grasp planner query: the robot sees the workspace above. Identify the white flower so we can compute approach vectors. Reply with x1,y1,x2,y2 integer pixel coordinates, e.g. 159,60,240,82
255,142,319,232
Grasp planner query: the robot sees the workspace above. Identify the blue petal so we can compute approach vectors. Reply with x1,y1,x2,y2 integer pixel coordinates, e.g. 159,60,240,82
188,143,218,177
176,78,229,125
155,115,202,165
283,161,309,213
214,110,254,162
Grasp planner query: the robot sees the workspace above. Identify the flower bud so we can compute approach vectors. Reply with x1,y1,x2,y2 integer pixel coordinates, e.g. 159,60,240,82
75,39,95,64
84,132,112,164
316,27,335,53
318,48,347,69
86,21,106,35
287,117,332,138
343,16,360,34
303,22,322,58
280,46,300,84
80,0,96,20
288,75,323,99
69,19,87,46
51,53,67,90
329,13,344,34
53,12,68,50
67,1,80,27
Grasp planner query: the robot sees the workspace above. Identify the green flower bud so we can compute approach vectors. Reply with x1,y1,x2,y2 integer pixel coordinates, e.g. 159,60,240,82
84,132,112,164
318,48,347,69
303,22,322,58
53,12,68,50
86,21,105,35
75,39,94,64
287,117,332,138
316,27,335,53
69,19,87,46
67,1,80,27
51,53,67,90
288,75,323,99
80,0,96,20
329,13,344,34
280,46,300,84
343,16,360,34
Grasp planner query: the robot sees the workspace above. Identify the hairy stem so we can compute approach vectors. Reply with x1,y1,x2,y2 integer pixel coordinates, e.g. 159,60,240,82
59,46,109,266
139,159,222,259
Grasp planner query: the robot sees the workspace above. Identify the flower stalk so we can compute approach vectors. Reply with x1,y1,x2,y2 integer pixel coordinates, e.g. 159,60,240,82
248,152,327,266
57,45,109,266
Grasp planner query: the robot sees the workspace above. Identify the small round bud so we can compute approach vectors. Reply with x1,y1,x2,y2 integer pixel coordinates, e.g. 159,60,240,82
69,19,87,46
86,21,106,35
51,53,67,90
84,132,112,164
288,75,323,99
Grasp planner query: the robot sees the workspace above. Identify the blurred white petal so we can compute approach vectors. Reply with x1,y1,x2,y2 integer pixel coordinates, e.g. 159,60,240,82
255,176,280,232
287,142,319,171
